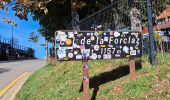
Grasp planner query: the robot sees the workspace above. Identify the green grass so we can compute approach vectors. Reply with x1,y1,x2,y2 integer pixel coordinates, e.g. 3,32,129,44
16,53,170,100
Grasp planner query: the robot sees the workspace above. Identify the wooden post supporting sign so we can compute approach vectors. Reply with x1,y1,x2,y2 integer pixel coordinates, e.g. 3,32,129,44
82,55,90,100
129,57,136,80
55,31,142,98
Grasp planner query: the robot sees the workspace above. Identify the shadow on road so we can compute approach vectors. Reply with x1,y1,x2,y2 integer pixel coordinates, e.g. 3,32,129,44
79,60,142,100
0,68,9,74
0,60,26,63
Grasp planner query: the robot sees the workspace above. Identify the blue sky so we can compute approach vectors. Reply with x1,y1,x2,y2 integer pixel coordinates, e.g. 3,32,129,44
0,7,45,59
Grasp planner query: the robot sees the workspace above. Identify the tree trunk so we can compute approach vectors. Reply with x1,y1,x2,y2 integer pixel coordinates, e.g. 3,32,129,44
130,8,142,31
160,41,164,55
130,7,142,63
167,41,169,52
45,38,49,61
71,0,80,31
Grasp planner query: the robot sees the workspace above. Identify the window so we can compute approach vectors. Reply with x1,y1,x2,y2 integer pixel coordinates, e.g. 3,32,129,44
167,16,170,22
157,18,166,25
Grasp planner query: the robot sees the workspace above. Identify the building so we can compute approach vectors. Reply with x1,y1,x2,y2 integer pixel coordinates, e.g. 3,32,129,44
143,5,170,36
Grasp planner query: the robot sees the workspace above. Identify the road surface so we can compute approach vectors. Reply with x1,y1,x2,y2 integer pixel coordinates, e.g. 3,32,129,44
0,59,46,91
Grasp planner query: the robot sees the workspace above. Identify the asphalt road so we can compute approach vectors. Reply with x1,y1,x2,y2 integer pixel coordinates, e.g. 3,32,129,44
0,59,46,91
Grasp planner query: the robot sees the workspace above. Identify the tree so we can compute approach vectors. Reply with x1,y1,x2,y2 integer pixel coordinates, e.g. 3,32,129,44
154,32,163,53
27,0,170,63
1,0,170,42
0,0,51,20
28,32,38,47
31,0,72,36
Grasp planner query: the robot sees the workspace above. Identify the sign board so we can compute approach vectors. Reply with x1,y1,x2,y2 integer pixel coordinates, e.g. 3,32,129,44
56,31,142,61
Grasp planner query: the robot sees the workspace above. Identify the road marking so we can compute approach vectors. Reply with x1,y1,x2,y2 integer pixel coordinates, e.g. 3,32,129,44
0,72,29,97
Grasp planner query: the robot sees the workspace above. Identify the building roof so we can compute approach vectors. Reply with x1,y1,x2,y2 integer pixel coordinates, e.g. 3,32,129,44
156,5,170,19
143,5,170,34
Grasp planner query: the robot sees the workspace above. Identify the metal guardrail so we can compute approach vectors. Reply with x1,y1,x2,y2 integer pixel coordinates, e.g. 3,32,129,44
13,45,28,51
67,1,126,31
0,37,29,52
0,37,11,44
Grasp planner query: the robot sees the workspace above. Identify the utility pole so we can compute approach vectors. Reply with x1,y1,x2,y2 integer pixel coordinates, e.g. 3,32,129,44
146,0,157,65
45,35,49,62
11,25,14,48
2,18,17,48
0,34,1,42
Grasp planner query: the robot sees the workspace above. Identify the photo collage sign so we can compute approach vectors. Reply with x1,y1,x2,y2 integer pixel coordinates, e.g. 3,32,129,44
56,31,142,61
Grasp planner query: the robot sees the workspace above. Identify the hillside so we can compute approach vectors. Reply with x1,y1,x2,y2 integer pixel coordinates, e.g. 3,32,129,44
16,54,170,100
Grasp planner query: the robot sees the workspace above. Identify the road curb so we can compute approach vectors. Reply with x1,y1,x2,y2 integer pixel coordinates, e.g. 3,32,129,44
0,72,29,97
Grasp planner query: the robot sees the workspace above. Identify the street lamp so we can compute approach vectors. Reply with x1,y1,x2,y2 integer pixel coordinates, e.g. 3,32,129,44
2,18,17,48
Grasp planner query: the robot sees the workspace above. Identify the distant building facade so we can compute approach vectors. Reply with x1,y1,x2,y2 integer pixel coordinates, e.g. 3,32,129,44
143,5,170,36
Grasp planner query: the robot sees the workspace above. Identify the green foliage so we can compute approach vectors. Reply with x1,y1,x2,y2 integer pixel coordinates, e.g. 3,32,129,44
122,76,152,97
29,32,38,43
31,0,72,37
16,53,170,99
16,54,170,100
31,0,113,37
1,0,51,20
31,0,170,39
154,32,162,44
1,0,169,41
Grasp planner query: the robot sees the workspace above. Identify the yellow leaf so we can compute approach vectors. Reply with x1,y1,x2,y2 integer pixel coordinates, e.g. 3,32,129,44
44,8,48,15
38,3,42,8
2,18,8,22
16,11,21,15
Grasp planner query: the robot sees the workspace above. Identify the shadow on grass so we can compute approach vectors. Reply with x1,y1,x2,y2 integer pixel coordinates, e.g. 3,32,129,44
0,68,9,74
79,60,142,100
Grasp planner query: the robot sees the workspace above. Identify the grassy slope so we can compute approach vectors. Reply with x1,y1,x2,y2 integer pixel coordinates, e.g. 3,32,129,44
16,54,170,100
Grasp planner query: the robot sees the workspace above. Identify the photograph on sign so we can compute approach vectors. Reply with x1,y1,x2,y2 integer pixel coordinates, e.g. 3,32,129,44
56,31,142,61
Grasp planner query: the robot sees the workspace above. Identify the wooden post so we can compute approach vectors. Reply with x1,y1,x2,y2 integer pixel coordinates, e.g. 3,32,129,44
54,32,57,61
82,57,90,100
129,57,136,80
